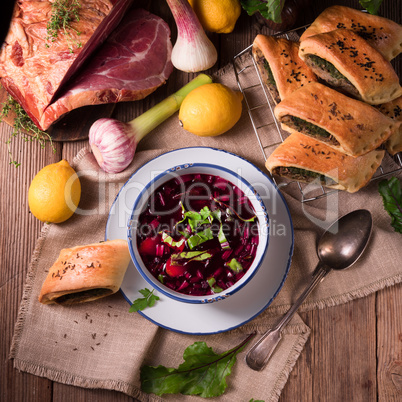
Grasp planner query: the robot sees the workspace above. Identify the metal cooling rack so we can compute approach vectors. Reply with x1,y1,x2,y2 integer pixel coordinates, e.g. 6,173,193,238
232,28,402,203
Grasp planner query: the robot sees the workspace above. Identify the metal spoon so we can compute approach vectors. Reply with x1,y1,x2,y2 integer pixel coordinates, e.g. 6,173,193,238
246,209,373,371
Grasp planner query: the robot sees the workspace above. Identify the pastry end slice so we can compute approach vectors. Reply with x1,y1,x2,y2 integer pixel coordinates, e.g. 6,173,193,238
266,132,385,193
299,29,402,105
274,82,399,157
299,5,402,61
252,34,317,104
376,95,402,155
38,239,131,305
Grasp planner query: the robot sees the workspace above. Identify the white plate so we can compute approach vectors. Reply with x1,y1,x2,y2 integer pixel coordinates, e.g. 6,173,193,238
106,147,294,334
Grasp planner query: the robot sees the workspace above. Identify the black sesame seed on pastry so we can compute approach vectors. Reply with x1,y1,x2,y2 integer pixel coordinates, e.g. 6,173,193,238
38,239,131,305
266,132,384,193
376,95,402,155
274,82,401,157
252,34,318,104
300,5,402,61
299,29,402,105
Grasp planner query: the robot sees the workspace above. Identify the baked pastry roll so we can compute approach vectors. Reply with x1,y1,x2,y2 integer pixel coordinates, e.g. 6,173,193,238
299,5,402,61
274,82,399,157
252,35,317,104
266,132,384,193
376,95,402,155
39,239,131,305
299,29,402,105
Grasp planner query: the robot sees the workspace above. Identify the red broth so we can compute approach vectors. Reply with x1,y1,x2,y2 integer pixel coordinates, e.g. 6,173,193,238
136,173,260,296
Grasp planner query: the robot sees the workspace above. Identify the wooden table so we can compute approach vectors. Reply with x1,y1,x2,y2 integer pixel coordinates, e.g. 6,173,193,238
1,0,401,400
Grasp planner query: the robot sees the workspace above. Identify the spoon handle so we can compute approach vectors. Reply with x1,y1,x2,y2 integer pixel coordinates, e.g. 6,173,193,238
246,263,330,371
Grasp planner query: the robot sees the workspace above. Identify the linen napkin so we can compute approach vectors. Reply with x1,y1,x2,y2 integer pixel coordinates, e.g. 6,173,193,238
10,51,402,402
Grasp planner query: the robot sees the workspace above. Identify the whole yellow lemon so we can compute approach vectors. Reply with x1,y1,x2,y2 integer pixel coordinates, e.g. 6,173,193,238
188,0,241,34
28,159,81,223
179,83,243,137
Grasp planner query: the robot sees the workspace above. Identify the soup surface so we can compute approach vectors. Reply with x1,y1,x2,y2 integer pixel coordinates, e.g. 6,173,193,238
136,173,260,296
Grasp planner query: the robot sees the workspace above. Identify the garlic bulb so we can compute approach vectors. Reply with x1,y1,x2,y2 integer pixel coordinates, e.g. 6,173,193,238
88,74,213,174
89,118,136,174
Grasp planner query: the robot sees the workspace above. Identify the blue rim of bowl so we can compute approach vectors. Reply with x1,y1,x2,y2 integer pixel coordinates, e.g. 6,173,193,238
105,146,294,334
127,162,270,304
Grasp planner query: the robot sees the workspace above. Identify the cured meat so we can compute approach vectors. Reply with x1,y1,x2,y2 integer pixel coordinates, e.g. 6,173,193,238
0,0,133,128
40,8,173,130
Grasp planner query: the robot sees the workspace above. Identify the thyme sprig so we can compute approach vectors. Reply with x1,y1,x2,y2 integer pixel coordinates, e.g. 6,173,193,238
1,96,56,167
46,0,82,53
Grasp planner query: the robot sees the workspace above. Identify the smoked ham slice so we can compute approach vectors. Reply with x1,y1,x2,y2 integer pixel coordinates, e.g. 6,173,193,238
0,0,133,128
0,1,174,131
40,8,173,130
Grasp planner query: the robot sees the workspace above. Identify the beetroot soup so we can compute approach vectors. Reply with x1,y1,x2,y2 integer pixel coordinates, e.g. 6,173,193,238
136,173,260,296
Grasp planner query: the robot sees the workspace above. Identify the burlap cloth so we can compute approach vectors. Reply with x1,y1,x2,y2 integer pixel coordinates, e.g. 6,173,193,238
10,52,402,401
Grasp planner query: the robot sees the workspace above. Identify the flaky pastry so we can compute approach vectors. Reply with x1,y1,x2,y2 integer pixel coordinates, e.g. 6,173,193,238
38,239,131,305
274,82,400,157
376,95,402,155
252,35,317,104
300,5,402,61
299,29,402,105
266,132,385,193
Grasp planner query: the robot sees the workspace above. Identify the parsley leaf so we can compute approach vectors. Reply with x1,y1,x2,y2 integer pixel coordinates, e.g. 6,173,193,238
140,334,255,397
378,177,402,234
129,288,160,313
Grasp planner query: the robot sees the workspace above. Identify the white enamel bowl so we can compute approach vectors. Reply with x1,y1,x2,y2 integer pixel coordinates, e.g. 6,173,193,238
127,163,269,304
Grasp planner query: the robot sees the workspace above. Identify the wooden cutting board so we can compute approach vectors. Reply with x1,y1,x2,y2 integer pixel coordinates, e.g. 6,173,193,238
0,86,116,142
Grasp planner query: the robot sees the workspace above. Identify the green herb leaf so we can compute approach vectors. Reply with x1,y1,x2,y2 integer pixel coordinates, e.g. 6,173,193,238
207,277,216,287
226,258,243,273
129,288,160,313
359,0,383,14
378,177,402,234
240,0,283,23
46,0,82,52
0,95,56,167
214,198,256,222
160,232,186,249
186,206,213,231
211,209,231,249
206,277,223,293
171,251,212,263
141,334,255,397
187,227,214,249
175,204,213,236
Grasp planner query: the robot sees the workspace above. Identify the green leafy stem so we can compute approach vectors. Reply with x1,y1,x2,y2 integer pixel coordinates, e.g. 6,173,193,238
140,333,256,398
378,177,402,234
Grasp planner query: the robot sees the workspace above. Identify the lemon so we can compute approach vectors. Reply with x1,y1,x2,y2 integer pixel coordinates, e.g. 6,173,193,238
189,0,241,34
28,160,81,223
179,83,243,137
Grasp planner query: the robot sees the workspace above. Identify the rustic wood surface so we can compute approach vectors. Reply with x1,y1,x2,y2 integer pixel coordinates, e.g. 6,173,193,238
1,0,401,401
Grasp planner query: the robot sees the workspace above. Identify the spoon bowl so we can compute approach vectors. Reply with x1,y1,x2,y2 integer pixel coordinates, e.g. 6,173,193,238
318,209,372,270
246,209,373,371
